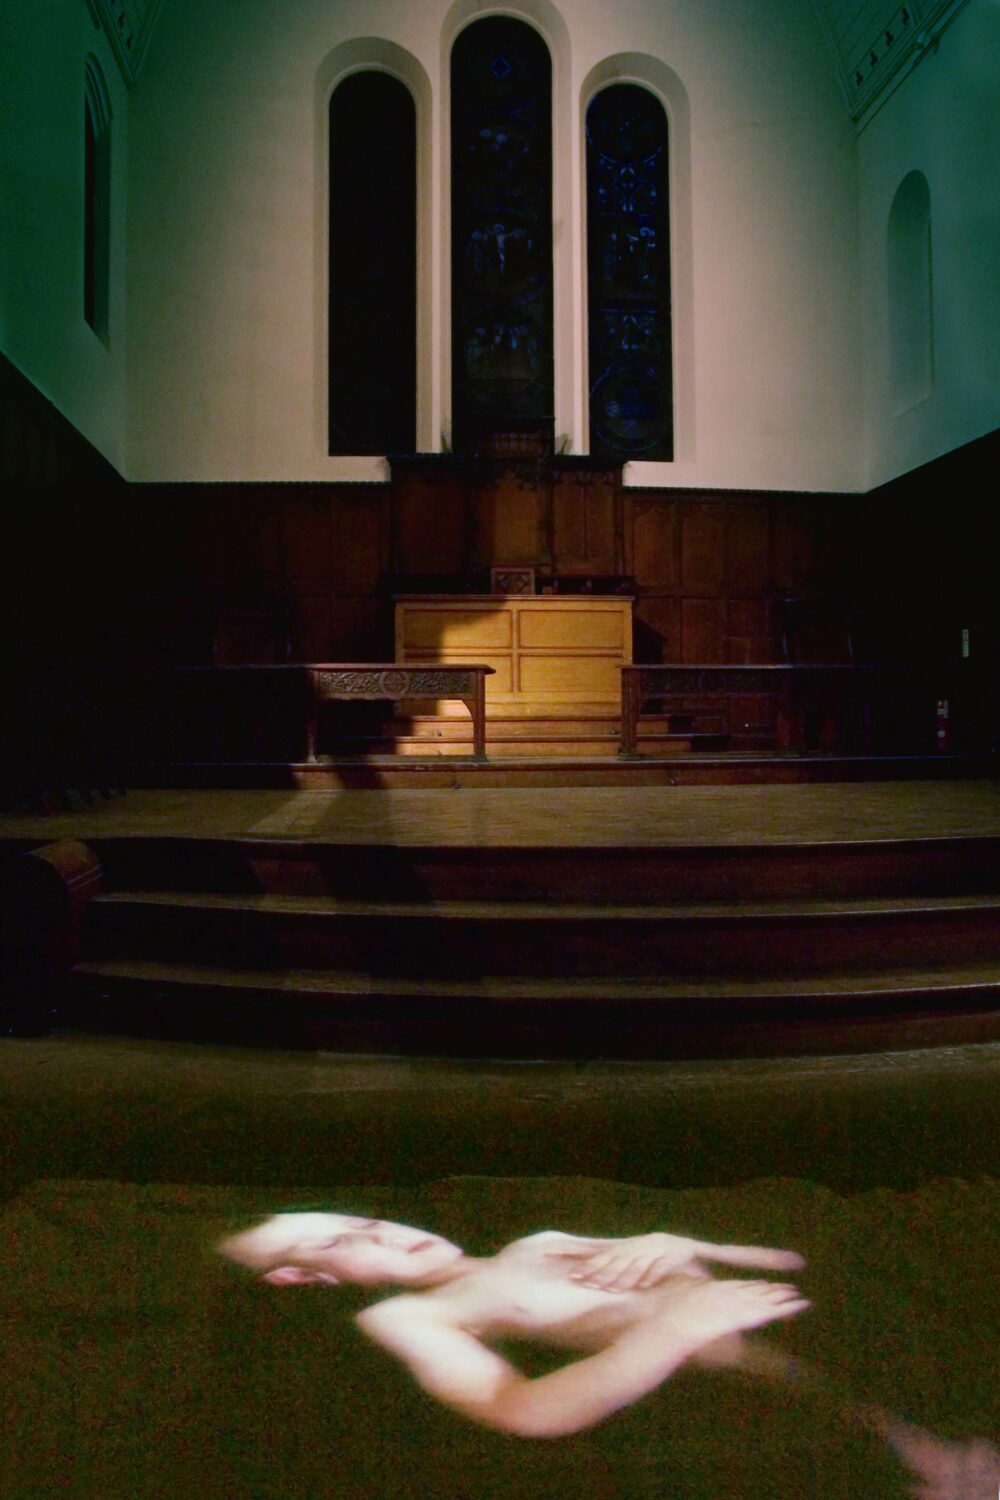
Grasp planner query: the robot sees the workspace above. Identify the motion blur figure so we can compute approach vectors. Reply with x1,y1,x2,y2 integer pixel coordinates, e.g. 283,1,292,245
219,1214,999,1498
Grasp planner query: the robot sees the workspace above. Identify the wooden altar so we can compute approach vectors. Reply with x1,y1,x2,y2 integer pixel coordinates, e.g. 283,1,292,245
395,595,633,715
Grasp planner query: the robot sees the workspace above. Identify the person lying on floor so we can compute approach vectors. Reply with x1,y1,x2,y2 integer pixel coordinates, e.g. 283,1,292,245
218,1213,999,1496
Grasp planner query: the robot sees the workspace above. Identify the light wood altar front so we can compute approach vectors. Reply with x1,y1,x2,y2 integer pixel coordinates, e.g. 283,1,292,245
395,595,633,715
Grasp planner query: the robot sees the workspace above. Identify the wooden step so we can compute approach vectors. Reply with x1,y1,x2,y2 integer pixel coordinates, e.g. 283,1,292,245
137,752,998,790
352,733,725,758
87,832,1000,904
86,889,1000,978
69,955,1000,1058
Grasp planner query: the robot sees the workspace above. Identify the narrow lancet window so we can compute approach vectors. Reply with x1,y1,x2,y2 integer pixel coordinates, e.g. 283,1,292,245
329,71,416,455
451,18,553,452
586,84,672,460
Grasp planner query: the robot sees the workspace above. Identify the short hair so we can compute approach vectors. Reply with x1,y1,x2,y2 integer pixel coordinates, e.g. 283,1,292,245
217,1212,344,1272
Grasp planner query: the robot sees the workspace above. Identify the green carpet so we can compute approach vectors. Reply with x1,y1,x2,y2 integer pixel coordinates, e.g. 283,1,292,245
1,1175,997,1499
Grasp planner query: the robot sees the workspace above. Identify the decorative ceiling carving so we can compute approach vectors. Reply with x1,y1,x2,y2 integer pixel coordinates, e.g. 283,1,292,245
84,0,164,87
812,0,973,127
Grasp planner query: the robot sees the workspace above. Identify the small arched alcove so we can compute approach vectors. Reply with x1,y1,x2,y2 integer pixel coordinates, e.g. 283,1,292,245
888,170,933,415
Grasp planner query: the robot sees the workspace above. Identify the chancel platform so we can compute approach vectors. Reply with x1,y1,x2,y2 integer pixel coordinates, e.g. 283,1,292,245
4,781,1000,1060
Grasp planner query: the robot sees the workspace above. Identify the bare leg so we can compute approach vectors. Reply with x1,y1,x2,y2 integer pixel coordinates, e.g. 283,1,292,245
717,1340,1000,1500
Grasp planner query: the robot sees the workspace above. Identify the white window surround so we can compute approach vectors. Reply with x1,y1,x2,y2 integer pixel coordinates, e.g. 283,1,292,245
315,4,692,483
580,54,694,476
314,39,433,480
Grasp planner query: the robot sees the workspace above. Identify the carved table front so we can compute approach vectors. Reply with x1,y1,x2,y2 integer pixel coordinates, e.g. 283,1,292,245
306,663,494,759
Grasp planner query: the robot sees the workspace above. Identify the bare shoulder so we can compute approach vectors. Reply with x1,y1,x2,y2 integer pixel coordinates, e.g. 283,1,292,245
355,1293,433,1334
501,1230,593,1252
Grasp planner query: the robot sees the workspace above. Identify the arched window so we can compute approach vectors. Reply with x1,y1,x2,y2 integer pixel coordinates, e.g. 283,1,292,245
451,17,553,452
329,71,416,455
586,83,672,460
84,56,112,344
888,170,933,414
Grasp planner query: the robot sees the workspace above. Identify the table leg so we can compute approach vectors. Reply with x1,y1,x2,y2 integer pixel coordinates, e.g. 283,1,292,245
467,673,487,759
620,674,641,756
304,674,319,763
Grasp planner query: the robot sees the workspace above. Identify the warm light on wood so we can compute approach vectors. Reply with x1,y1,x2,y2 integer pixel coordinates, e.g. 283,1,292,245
395,596,633,711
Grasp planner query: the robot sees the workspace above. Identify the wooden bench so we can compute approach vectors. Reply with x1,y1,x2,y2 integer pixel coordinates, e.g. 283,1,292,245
619,663,987,757
620,664,860,756
305,663,494,760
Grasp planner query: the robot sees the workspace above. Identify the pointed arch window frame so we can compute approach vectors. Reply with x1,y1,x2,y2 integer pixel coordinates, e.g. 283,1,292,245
579,54,694,471
584,79,674,462
315,41,434,470
327,67,418,456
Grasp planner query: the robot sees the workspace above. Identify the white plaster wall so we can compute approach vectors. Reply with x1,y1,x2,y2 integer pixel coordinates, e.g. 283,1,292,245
0,2,128,470
125,0,861,488
859,0,1000,489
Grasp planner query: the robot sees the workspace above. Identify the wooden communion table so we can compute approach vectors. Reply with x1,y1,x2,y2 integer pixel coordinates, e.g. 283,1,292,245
395,595,633,713
306,664,494,760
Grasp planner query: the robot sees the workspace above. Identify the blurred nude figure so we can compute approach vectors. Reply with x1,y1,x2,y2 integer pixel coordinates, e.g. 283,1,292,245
219,1214,998,1497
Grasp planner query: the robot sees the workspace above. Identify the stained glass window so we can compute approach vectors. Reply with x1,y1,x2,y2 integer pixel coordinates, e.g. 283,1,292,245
451,18,553,452
586,84,673,461
329,72,416,455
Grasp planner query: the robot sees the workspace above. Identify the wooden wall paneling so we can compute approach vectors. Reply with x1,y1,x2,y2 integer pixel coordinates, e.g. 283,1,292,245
392,468,466,575
145,593,215,666
177,489,228,594
469,471,547,568
282,491,334,590
628,495,680,590
329,596,392,660
289,595,333,663
330,485,391,594
552,470,619,575
681,502,726,596
726,598,779,664
215,489,282,590
681,597,726,662
633,596,681,664
726,502,769,594
771,503,816,597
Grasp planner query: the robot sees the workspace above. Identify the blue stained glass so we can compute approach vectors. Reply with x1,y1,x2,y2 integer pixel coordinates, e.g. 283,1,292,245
451,18,553,451
587,84,673,460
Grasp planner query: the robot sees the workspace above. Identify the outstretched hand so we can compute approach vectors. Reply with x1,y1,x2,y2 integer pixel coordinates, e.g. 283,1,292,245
553,1232,805,1291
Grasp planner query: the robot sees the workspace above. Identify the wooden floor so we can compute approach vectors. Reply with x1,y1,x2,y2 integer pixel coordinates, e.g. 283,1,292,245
5,778,1000,847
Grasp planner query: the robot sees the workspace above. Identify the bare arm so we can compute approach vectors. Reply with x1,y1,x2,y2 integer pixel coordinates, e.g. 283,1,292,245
551,1231,805,1291
356,1279,808,1440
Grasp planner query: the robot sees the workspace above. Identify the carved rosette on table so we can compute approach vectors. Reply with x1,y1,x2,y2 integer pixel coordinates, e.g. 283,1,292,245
312,669,474,698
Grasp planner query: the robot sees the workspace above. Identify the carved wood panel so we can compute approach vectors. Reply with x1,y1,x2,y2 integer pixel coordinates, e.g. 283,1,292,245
681,504,726,595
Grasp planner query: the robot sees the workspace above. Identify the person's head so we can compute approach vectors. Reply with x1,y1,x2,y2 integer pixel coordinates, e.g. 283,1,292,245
218,1213,463,1289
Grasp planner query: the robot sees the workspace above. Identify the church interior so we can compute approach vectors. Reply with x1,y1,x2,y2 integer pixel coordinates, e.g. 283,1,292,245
1,1,999,1495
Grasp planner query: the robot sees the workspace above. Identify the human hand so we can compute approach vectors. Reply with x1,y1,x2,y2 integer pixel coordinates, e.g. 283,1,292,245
556,1232,805,1291
655,1277,810,1348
